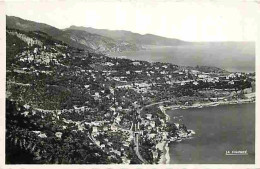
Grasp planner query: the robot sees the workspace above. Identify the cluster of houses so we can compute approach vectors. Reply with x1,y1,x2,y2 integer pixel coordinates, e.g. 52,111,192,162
8,28,256,164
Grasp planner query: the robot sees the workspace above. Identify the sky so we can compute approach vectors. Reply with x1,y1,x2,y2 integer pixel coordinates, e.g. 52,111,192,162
4,0,260,42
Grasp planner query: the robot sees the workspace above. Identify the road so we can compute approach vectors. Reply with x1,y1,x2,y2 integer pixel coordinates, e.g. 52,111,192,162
132,107,148,164
140,100,171,111
134,131,148,164
132,100,172,164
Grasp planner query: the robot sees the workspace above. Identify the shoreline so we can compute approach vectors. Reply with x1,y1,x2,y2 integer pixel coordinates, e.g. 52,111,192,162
156,95,255,164
157,106,171,164
157,141,167,164
156,140,170,164
166,97,255,111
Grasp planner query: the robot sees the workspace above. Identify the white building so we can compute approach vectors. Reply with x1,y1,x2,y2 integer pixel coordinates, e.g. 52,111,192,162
193,81,199,85
146,114,152,120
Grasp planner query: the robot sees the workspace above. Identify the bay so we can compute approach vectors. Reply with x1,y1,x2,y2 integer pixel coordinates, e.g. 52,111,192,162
167,103,255,164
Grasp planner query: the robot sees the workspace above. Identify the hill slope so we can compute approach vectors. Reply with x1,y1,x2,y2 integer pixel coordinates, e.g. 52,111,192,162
6,16,140,52
66,25,188,46
7,24,254,165
56,29,140,52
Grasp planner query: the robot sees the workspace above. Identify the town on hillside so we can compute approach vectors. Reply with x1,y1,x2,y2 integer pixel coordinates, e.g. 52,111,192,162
6,28,255,164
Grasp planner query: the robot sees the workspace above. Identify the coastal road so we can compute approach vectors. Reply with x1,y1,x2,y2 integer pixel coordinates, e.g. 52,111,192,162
140,100,171,110
132,108,148,164
132,100,172,164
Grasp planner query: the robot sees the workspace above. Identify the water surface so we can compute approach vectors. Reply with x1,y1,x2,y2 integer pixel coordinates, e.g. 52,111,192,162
110,43,255,72
167,103,255,164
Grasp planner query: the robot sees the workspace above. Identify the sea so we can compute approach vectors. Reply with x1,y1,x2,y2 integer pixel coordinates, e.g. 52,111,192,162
109,42,255,73
167,103,255,164
109,42,255,164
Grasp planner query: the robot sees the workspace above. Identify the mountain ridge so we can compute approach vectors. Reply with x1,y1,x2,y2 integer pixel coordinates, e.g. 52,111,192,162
7,15,188,53
6,15,141,53
66,25,188,46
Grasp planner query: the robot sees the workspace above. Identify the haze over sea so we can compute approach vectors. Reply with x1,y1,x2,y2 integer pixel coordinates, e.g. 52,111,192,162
110,42,255,73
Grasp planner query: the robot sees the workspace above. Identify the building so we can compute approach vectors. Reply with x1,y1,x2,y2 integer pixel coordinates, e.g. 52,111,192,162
111,123,118,132
193,81,199,85
92,126,98,135
132,61,141,66
150,121,156,128
146,114,152,120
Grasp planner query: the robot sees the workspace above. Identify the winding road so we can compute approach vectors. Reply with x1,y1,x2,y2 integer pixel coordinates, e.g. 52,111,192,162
132,100,171,164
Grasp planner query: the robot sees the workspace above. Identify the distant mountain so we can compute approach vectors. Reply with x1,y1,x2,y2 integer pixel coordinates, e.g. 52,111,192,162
56,29,140,52
66,26,188,46
6,16,95,51
6,16,62,37
6,16,140,53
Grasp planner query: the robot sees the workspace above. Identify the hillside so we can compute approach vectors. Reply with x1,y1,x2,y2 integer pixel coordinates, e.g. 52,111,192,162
6,16,62,37
67,25,188,46
6,16,140,53
6,24,254,164
56,29,140,52
6,27,185,164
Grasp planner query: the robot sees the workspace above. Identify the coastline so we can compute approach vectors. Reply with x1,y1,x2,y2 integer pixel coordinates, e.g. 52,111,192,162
157,141,167,164
157,140,170,164
162,101,255,164
156,94,255,164
166,96,255,111
157,106,171,164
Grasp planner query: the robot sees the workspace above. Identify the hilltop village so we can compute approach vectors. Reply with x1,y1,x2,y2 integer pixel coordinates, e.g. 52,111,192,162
6,28,255,164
